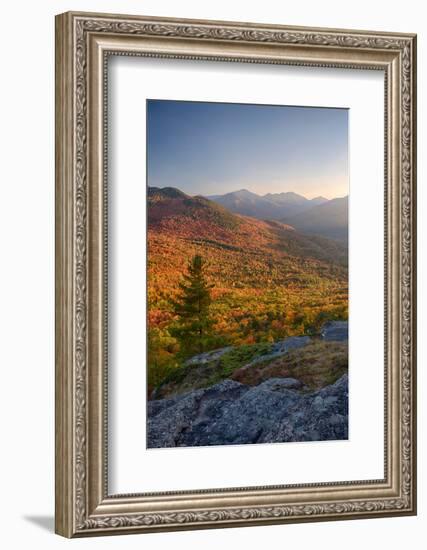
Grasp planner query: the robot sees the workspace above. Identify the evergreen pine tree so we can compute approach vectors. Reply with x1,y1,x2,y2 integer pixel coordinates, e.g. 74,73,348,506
171,254,214,357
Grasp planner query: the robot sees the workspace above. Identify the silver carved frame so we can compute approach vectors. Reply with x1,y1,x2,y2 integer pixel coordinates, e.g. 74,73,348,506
55,11,417,537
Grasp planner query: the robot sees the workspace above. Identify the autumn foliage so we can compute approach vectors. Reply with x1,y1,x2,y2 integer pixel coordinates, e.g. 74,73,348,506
147,187,348,393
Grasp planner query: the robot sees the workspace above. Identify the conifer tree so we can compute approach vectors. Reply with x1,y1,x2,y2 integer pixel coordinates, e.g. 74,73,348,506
171,254,214,357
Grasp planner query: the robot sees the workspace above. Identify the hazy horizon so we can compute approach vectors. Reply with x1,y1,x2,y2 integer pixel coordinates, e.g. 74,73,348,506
149,184,348,202
147,100,349,200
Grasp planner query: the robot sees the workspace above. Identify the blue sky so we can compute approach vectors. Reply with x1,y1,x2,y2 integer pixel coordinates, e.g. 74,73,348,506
147,100,348,199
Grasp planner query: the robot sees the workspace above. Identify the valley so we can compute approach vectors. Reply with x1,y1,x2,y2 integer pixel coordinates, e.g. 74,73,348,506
147,186,348,394
206,188,348,242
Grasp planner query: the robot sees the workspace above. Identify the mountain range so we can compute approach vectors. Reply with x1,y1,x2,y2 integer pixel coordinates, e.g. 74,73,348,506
148,187,347,267
206,189,347,242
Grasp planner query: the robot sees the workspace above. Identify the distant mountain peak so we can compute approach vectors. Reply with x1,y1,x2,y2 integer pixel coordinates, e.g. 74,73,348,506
311,196,328,202
262,191,308,209
310,196,329,206
267,191,304,198
230,188,258,197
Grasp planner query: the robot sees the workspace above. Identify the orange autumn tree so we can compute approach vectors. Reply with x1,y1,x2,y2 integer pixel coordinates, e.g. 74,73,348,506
147,327,178,389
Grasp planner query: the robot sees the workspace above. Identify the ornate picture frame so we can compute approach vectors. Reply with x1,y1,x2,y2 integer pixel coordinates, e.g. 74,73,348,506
55,11,417,537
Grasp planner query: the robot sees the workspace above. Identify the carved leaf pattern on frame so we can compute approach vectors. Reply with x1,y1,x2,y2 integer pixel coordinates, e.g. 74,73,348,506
71,17,414,531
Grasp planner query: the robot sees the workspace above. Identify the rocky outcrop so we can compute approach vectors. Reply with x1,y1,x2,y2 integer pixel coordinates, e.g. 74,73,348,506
183,336,311,371
238,335,311,369
321,321,348,342
147,374,348,448
152,323,348,400
231,340,347,389
183,346,233,366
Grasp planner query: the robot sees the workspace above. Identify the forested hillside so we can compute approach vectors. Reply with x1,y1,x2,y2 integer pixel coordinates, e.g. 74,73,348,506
147,187,348,392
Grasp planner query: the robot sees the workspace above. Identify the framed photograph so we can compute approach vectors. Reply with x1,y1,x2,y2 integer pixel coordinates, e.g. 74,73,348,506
55,11,417,537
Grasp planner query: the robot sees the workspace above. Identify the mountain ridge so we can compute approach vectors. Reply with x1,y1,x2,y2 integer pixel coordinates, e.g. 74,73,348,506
283,196,348,242
206,188,286,220
204,188,345,229
148,186,347,265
